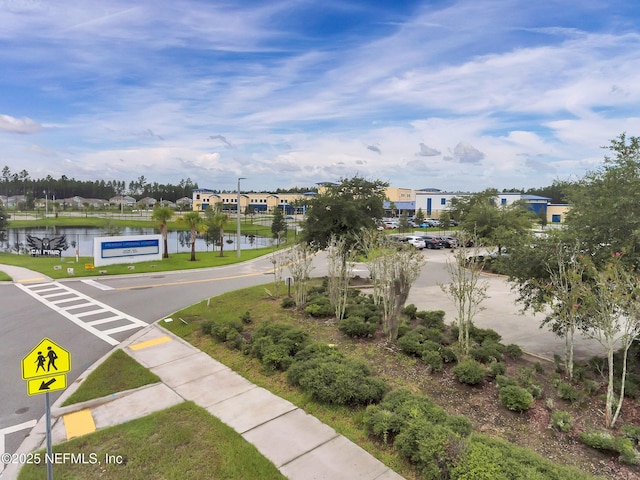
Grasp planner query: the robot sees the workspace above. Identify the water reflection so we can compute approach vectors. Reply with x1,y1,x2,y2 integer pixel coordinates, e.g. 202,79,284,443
1,227,273,257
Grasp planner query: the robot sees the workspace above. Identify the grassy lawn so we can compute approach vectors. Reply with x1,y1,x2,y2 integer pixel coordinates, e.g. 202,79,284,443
62,350,160,406
0,269,11,281
17,401,286,480
0,246,280,279
0,215,298,278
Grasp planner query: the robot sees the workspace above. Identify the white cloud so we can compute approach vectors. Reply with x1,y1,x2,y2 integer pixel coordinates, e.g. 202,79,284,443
0,114,43,134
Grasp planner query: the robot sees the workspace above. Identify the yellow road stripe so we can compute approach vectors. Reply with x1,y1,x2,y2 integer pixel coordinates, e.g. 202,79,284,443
63,409,96,440
17,277,46,283
114,271,262,290
129,336,172,351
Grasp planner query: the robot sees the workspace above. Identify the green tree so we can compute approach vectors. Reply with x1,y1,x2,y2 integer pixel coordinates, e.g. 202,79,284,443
300,176,388,251
397,212,410,234
414,207,425,225
152,206,174,258
181,211,204,261
450,189,535,253
271,207,287,245
565,133,640,267
0,201,7,229
205,207,230,257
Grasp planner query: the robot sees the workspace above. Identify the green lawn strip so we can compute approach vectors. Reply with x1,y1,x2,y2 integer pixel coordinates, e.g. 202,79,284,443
0,244,279,278
0,269,11,281
62,350,160,406
162,283,420,480
17,401,286,480
7,214,280,238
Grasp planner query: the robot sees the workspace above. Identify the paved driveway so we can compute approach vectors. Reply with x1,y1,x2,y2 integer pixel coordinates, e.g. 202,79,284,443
406,249,604,362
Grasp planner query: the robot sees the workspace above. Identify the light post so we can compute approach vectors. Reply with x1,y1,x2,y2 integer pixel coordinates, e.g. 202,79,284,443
236,177,246,257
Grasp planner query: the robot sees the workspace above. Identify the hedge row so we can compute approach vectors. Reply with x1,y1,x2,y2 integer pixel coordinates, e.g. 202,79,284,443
365,389,596,480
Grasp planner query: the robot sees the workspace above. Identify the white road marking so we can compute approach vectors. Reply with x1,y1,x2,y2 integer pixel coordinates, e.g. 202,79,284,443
16,282,146,346
81,279,114,291
0,419,37,475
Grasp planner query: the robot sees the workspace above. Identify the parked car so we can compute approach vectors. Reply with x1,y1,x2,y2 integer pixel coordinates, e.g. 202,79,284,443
438,236,459,248
405,235,427,250
420,235,444,249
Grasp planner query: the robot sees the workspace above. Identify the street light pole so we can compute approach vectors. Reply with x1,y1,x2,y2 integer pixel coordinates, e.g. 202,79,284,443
236,177,246,257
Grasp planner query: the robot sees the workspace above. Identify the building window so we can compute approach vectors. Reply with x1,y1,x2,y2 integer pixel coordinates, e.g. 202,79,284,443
196,194,200,200
552,214,561,223
501,198,507,205
440,198,446,205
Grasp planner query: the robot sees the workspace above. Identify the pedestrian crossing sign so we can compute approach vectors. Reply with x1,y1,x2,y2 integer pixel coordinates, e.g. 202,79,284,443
22,338,71,380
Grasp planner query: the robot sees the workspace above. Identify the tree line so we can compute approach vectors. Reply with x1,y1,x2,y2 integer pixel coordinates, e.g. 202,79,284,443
1,168,199,203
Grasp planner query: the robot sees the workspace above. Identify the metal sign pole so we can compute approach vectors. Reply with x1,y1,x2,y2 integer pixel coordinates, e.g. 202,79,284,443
45,392,53,480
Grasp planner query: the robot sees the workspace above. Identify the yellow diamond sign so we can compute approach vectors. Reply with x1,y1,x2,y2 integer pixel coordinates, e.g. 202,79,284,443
22,338,71,380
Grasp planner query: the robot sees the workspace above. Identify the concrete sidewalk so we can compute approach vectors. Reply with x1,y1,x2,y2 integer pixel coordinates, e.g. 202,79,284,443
6,323,403,480
0,264,52,284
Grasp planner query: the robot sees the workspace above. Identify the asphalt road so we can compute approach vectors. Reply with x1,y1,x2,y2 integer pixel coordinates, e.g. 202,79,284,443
0,252,319,470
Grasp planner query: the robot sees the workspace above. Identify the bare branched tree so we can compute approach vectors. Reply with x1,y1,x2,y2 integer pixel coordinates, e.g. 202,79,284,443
286,242,315,308
540,241,587,380
581,256,640,428
440,236,488,355
372,245,425,342
269,249,287,298
327,235,353,321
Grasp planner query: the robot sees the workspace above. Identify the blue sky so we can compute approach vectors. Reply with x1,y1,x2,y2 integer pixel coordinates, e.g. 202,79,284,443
2,0,640,193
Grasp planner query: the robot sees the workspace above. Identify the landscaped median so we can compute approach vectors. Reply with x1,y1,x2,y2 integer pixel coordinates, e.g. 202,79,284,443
161,281,607,480
16,348,285,480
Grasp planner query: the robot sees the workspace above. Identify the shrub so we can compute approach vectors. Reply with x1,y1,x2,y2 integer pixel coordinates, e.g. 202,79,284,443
557,382,582,403
304,299,333,317
487,360,506,379
397,327,440,357
280,297,296,308
402,303,418,319
550,410,573,432
417,310,446,330
579,430,639,464
470,325,502,344
621,425,640,443
240,311,252,324
249,323,310,371
582,379,602,396
505,343,523,359
499,385,534,412
579,430,617,452
201,318,244,344
338,315,377,338
422,349,443,373
470,344,502,363
495,375,517,389
441,347,458,364
452,359,485,385
287,348,387,406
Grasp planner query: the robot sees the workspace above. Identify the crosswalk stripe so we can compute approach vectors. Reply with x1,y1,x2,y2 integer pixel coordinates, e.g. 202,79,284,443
16,282,147,345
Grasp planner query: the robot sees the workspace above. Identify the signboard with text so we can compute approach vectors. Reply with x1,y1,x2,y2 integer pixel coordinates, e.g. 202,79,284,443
93,234,162,267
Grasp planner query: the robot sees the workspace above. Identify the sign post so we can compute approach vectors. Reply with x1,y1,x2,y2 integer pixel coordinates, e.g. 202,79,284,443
22,338,72,480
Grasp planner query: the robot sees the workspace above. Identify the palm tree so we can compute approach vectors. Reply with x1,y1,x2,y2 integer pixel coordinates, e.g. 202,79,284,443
152,206,174,258
212,213,229,257
181,211,204,261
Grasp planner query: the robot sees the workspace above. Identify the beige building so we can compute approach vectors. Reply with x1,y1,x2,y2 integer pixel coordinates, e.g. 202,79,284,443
547,204,571,224
192,189,313,214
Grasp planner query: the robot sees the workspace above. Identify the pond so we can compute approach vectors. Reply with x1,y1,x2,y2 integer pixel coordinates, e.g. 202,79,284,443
1,227,273,257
